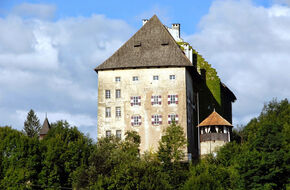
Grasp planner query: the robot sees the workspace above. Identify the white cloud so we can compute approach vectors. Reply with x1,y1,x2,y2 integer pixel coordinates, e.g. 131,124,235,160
0,10,134,140
185,0,290,125
12,3,56,19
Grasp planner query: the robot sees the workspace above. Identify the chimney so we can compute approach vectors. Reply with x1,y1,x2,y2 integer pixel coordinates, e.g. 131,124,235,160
172,23,180,38
142,19,148,26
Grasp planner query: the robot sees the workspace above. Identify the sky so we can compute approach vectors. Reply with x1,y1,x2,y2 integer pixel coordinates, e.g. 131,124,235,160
0,0,289,140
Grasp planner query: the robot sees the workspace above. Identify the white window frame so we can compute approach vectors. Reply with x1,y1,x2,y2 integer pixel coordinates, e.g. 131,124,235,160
115,77,121,82
131,96,141,106
151,95,161,105
153,75,159,80
115,107,121,117
132,76,139,81
116,89,121,98
116,130,121,139
106,130,111,138
105,90,111,99
131,115,141,126
105,107,111,117
168,114,179,124
168,94,178,104
170,75,176,80
152,114,162,125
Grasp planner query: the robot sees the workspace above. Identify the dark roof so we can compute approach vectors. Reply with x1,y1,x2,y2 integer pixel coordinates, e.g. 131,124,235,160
198,111,232,127
95,15,194,71
39,118,51,135
221,82,237,102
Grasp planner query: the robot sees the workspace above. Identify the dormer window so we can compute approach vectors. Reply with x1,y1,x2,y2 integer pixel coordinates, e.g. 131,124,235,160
161,41,169,46
134,41,141,47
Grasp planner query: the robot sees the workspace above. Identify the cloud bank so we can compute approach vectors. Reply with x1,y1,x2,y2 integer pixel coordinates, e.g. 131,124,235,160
0,7,134,139
186,0,290,125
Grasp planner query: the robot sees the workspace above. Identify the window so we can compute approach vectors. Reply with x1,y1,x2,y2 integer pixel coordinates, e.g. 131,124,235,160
105,107,111,117
105,90,110,99
170,75,176,80
130,96,141,106
115,77,121,82
168,114,179,124
116,107,121,117
152,114,162,125
116,89,121,98
151,95,161,105
116,130,121,139
131,115,141,126
132,76,139,81
168,95,178,104
106,130,111,138
153,75,159,80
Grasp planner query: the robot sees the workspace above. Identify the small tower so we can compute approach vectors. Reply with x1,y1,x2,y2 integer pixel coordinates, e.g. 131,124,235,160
197,110,232,156
39,116,51,140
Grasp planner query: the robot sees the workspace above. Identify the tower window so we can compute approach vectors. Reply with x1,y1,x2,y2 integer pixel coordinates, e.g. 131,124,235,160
170,75,176,80
106,130,111,138
132,76,139,81
105,107,111,117
152,114,162,125
168,94,178,104
153,75,159,80
131,115,141,126
130,96,141,106
168,114,179,124
116,130,122,139
115,77,121,82
116,107,121,117
151,95,162,105
105,90,111,99
116,89,121,98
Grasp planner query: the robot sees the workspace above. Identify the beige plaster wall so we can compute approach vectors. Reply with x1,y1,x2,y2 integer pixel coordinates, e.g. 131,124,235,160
200,140,227,155
97,67,187,153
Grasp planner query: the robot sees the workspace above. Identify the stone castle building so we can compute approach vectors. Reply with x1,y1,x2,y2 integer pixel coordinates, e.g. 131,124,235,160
94,15,236,158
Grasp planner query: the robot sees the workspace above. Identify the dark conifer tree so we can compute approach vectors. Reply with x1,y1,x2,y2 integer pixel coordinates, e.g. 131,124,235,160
23,109,40,138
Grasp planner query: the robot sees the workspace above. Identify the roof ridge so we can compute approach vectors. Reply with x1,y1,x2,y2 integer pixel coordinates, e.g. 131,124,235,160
94,15,194,71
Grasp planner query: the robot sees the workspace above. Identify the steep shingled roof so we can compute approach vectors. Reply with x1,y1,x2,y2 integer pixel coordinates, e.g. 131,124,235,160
198,111,232,127
39,118,51,135
95,15,194,71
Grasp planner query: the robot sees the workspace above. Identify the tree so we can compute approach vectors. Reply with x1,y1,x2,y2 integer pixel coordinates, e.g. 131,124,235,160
0,126,42,189
157,121,187,163
38,120,93,189
157,122,188,189
23,109,41,138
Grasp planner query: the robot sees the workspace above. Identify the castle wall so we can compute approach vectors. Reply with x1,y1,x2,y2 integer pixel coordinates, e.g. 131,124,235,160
97,67,188,153
200,140,227,155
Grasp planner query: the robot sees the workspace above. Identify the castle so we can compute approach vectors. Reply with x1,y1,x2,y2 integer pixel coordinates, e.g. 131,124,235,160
94,15,236,159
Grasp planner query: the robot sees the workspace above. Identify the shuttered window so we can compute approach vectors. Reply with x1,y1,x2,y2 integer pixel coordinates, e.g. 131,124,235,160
168,114,179,124
168,94,178,104
130,96,141,106
131,115,142,126
152,114,162,125
151,95,161,105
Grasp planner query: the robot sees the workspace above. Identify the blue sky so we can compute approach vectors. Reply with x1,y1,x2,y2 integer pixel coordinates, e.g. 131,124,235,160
0,0,289,139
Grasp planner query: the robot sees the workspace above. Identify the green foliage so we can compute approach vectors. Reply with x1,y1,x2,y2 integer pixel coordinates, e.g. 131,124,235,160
1,99,289,189
23,109,41,138
38,120,93,189
157,122,187,163
0,126,41,189
182,98,289,190
157,122,189,189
